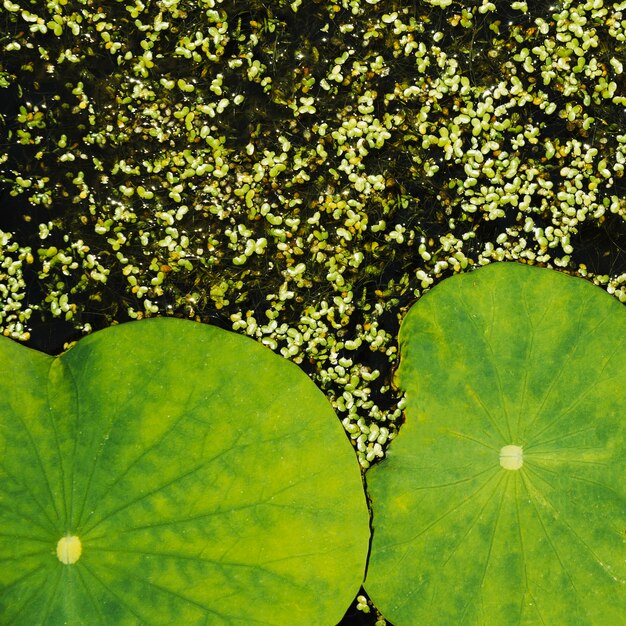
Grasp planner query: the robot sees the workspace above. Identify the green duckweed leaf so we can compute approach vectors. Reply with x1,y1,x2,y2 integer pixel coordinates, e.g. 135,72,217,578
0,318,370,625
366,262,626,625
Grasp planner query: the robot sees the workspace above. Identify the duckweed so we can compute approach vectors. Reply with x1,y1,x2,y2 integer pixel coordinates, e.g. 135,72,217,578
1,0,625,483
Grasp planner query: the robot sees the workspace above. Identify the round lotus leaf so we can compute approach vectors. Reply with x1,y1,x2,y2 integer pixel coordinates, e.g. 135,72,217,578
366,262,626,625
0,318,370,625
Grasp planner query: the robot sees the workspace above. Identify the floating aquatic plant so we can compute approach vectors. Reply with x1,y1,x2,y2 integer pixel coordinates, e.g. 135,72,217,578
1,0,625,507
0,318,370,625
1,1,624,623
365,262,626,625
0,230,32,341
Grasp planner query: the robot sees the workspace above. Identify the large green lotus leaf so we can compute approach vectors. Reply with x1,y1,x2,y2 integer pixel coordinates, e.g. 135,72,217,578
365,262,626,625
0,318,370,625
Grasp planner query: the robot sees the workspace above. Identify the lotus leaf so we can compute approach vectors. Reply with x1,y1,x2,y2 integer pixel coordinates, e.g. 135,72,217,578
0,318,370,625
366,262,625,625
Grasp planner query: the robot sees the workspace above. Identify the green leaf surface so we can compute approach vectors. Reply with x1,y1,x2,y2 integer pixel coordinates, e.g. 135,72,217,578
365,262,626,625
0,318,370,625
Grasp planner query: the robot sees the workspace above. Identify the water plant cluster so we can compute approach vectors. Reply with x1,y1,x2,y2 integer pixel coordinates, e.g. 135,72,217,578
1,265,624,625
1,0,625,483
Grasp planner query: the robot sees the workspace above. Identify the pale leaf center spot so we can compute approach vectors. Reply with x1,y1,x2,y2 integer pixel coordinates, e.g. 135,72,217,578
56,535,82,565
499,445,523,470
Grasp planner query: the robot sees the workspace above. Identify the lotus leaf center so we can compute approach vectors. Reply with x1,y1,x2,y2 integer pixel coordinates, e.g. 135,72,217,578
56,535,82,565
499,445,523,470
